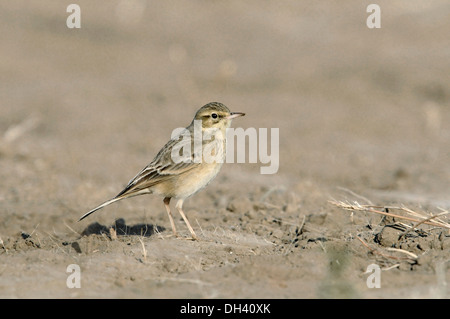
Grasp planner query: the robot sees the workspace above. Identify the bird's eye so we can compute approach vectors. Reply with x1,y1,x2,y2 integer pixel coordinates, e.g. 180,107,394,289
211,113,218,119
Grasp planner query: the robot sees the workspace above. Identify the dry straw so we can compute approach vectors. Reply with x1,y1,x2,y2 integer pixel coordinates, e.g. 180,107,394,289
329,200,450,230
330,199,450,264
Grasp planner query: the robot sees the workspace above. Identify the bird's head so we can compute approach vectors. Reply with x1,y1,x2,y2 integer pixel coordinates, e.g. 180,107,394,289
193,102,245,131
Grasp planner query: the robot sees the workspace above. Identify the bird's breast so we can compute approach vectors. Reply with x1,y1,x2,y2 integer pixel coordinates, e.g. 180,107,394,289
173,162,223,199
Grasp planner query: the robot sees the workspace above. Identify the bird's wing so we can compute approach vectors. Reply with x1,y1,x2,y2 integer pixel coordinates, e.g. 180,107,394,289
115,134,201,198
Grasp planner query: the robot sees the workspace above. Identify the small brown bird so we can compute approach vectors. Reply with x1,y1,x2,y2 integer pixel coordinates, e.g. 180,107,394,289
79,102,245,240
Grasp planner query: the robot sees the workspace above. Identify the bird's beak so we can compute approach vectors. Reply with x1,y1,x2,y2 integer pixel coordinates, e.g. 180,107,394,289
226,112,245,119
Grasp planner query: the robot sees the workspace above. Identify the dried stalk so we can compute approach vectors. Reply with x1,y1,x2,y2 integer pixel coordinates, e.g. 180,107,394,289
356,237,416,261
330,200,450,229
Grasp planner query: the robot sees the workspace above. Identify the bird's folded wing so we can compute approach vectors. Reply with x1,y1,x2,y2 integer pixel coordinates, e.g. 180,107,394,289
115,161,200,198
115,136,201,198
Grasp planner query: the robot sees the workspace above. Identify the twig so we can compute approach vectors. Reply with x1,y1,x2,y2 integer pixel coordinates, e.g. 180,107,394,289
318,241,326,253
45,232,69,255
356,236,416,261
109,227,118,240
29,223,40,237
138,237,147,263
298,215,306,234
386,248,418,259
381,264,400,271
195,219,205,238
337,187,374,205
64,222,81,236
398,211,449,239
154,225,165,240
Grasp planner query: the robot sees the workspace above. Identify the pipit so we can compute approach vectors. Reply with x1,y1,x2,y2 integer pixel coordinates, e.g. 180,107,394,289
79,102,245,240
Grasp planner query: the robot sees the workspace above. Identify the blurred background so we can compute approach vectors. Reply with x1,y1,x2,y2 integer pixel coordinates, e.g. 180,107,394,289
1,0,450,233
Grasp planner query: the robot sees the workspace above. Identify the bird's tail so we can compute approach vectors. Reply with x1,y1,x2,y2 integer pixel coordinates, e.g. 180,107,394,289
78,188,151,222
78,196,125,221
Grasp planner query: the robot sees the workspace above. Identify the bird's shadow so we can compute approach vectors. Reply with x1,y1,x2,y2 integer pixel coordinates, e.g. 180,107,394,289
81,218,165,237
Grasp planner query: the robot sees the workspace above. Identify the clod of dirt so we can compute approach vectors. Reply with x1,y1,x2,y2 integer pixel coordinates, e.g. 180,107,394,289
375,225,401,247
226,196,253,214
21,232,31,239
306,213,327,225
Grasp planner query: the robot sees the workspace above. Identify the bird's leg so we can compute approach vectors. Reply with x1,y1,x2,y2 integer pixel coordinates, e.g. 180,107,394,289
175,199,198,240
163,197,178,237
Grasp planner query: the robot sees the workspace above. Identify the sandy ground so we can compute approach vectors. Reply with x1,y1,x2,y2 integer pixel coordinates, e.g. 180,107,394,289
1,1,450,299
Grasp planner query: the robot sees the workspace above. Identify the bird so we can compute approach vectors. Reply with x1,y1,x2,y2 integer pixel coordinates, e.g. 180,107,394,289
78,102,245,240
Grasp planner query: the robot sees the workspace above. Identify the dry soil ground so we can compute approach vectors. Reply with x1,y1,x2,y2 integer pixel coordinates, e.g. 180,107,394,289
1,1,449,298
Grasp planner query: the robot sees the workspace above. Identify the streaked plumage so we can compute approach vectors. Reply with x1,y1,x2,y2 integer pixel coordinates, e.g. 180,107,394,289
79,102,245,240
